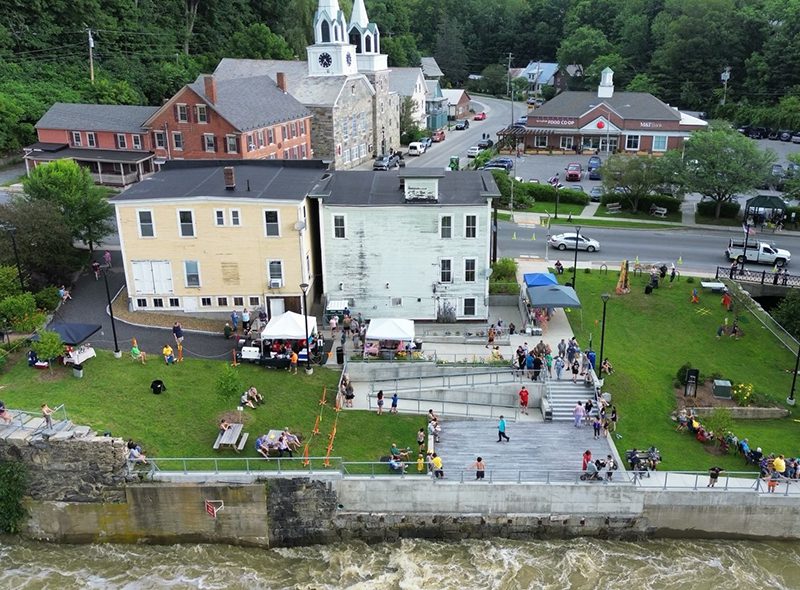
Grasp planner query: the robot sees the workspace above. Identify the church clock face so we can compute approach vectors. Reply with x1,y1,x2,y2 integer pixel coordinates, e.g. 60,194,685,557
318,52,333,68
346,52,352,66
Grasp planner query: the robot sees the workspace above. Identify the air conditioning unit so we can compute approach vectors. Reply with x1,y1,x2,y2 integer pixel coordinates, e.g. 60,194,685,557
269,279,283,289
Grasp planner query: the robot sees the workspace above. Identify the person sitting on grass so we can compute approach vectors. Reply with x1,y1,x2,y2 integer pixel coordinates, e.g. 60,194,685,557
277,435,293,458
600,358,614,375
283,428,301,451
388,457,407,473
255,434,271,459
131,344,146,364
239,391,256,409
162,344,175,365
390,443,410,461
246,386,263,405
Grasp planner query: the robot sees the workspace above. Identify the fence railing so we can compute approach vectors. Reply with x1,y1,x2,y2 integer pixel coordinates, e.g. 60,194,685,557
364,394,521,421
369,368,524,397
130,456,343,478
720,276,800,355
6,403,68,434
716,265,800,288
131,459,800,495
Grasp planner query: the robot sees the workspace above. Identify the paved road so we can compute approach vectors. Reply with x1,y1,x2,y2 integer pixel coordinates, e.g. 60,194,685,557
497,221,800,273
52,251,234,360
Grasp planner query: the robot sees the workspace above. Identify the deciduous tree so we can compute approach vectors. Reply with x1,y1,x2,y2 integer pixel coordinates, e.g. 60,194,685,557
601,154,669,213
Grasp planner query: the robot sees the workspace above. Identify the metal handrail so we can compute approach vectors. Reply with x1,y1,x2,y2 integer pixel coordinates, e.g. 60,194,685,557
369,368,524,398
7,403,68,435
365,393,521,421
133,456,343,477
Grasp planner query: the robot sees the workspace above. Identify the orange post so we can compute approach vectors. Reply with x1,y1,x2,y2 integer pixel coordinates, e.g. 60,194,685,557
231,349,238,366
302,443,310,467
312,415,320,435
177,342,183,362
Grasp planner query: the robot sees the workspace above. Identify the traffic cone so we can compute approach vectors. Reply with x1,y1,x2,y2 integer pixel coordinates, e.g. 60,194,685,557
512,232,517,240
531,233,536,240
677,256,683,265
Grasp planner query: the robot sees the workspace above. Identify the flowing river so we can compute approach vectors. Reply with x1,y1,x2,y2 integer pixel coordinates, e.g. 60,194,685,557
2,537,800,589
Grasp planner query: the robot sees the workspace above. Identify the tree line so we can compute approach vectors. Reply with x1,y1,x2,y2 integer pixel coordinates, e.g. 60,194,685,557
1,0,800,154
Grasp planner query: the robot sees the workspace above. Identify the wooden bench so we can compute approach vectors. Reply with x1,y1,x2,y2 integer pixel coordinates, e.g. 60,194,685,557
606,202,622,214
213,432,223,450
650,205,668,218
700,281,726,293
236,432,249,451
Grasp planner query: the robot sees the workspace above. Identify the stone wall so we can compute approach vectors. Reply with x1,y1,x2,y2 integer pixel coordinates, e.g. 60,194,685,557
19,477,800,546
0,436,130,502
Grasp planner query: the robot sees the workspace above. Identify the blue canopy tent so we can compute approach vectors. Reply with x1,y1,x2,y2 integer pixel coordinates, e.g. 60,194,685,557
523,272,558,288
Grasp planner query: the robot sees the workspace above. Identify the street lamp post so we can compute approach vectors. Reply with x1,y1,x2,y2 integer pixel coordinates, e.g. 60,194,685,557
572,226,581,289
299,282,313,375
2,224,25,291
598,293,610,374
789,344,799,406
102,269,121,358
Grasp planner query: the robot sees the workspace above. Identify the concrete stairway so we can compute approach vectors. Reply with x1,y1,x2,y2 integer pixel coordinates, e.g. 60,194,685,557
546,377,596,421
0,410,96,443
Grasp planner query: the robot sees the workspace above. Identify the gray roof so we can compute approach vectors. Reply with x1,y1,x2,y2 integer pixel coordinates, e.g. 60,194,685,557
187,75,310,131
111,160,329,203
25,146,153,164
533,91,681,121
36,103,158,132
310,170,499,206
388,67,424,96
213,58,371,107
420,57,444,78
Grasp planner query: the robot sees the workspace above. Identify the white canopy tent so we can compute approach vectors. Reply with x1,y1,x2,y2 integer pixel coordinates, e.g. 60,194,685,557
365,318,415,341
261,311,317,340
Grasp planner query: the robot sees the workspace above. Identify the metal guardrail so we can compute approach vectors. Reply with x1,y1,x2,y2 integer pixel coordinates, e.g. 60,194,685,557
369,368,524,397
130,456,343,477
131,459,800,495
364,394,521,421
716,265,800,288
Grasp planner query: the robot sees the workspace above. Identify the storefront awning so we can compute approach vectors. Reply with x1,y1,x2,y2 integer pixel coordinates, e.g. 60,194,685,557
24,146,154,164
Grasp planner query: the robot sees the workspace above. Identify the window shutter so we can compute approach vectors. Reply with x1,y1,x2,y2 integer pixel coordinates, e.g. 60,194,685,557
206,109,211,124
214,136,218,152
114,135,120,149
188,106,194,123
173,105,178,122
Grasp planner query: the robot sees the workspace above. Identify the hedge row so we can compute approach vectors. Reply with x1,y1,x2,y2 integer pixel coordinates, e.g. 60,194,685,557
696,200,742,218
599,193,682,213
490,171,589,208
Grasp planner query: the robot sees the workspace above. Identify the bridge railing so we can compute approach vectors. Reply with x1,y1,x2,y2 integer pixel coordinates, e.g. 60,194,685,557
716,265,800,287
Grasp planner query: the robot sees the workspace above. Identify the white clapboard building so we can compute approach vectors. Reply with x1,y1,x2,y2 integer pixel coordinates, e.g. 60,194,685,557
311,169,499,320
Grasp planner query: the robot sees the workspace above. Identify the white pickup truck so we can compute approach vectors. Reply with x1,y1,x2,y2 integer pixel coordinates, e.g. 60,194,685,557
725,238,791,267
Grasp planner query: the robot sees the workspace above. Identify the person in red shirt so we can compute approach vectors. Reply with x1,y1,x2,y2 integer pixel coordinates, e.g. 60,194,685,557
518,386,529,415
582,449,593,471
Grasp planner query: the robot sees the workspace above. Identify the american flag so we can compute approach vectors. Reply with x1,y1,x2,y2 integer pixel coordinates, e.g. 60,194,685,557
742,223,755,236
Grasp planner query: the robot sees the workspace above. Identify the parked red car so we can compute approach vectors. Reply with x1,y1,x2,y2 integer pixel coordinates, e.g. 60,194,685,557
431,130,446,142
473,111,487,120
565,162,583,181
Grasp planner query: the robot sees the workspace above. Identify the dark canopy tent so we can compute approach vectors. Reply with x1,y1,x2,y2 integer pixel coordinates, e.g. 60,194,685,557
523,272,558,287
526,285,582,308
745,195,787,213
40,322,101,345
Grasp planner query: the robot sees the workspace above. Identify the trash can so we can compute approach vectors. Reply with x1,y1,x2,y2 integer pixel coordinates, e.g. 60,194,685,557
73,363,83,378
414,339,423,351
336,346,344,364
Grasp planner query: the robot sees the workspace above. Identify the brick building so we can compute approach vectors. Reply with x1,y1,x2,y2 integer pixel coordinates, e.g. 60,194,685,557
144,74,312,162
24,103,159,186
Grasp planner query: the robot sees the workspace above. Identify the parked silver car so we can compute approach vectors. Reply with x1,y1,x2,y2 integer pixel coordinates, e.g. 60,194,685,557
548,232,600,252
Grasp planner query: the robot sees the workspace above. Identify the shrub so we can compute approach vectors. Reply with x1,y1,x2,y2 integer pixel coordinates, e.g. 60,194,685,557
0,462,27,533
34,287,61,312
583,267,592,273
750,392,774,408
732,382,754,407
491,258,517,282
0,293,45,333
703,408,734,443
215,364,243,402
675,362,693,386
696,200,741,218
686,276,695,283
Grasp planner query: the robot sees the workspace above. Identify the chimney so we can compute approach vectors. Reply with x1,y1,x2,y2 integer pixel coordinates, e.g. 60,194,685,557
204,75,217,104
223,166,235,190
276,72,287,93
597,67,614,99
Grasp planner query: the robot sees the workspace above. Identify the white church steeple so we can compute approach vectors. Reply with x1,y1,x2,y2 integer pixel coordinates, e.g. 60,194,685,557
347,0,388,72
308,0,358,76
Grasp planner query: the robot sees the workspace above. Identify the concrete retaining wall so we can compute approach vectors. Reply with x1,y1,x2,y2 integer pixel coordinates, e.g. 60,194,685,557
346,362,513,382
20,477,800,546
692,407,789,419
393,384,543,409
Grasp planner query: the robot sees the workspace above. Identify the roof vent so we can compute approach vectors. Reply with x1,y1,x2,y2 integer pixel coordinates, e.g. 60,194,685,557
223,167,236,190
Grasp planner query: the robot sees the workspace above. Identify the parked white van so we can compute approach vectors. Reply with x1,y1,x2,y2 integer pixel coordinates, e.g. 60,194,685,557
408,142,426,156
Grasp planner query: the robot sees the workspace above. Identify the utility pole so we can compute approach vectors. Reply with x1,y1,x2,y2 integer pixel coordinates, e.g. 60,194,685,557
721,66,731,106
507,53,513,99
87,28,95,84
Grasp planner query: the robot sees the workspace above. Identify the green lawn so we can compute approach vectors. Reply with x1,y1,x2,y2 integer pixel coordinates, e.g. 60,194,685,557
551,218,679,230
595,206,682,223
0,352,421,463
520,202,585,216
564,271,800,471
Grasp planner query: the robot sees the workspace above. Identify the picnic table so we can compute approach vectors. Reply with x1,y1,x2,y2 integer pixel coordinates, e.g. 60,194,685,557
213,422,249,452
700,281,726,293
